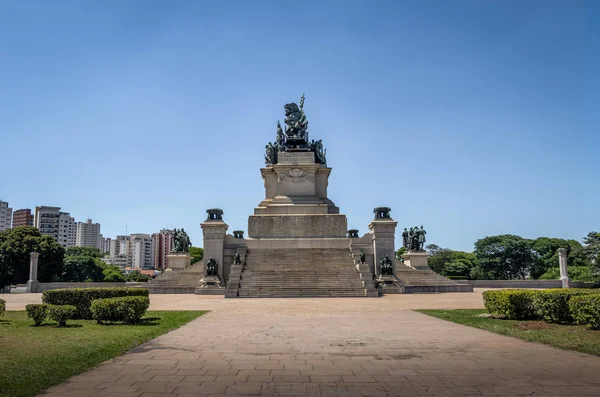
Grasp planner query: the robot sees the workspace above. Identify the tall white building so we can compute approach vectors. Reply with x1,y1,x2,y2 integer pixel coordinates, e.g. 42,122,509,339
130,233,154,269
76,218,101,249
34,206,76,248
58,212,76,248
0,201,12,231
35,206,61,241
99,235,111,253
105,235,130,268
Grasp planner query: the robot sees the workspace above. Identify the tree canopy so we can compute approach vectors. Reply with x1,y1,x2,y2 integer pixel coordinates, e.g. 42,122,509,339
0,227,65,285
189,246,203,264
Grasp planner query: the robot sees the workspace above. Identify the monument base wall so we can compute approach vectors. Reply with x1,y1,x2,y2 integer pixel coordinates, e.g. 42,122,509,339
248,214,347,239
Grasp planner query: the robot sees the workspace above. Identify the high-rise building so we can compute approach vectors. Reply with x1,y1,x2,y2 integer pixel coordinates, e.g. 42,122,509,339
99,235,111,253
35,206,61,240
59,212,76,248
106,235,130,268
0,201,12,231
152,229,174,270
130,233,154,269
12,208,34,228
76,218,101,249
34,206,76,248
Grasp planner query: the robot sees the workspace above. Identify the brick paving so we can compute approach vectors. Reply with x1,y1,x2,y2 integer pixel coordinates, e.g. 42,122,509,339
4,291,599,396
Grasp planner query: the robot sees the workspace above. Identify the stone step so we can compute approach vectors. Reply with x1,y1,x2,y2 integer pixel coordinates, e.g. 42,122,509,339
234,247,368,298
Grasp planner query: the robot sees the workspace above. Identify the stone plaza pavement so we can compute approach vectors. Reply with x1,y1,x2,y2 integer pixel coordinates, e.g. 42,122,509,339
5,291,600,396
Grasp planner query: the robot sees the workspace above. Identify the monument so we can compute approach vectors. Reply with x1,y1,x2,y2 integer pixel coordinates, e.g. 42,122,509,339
558,248,570,288
166,228,192,271
402,225,429,270
152,95,472,295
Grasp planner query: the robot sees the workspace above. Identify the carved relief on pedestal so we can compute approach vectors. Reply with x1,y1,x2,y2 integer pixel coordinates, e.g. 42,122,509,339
277,168,315,183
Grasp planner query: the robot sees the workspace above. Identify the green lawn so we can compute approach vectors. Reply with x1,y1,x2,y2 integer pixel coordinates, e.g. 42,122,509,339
418,309,600,356
0,310,206,397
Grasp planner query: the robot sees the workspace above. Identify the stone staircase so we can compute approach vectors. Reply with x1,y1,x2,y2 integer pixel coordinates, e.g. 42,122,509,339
236,248,367,298
395,266,473,293
148,263,204,294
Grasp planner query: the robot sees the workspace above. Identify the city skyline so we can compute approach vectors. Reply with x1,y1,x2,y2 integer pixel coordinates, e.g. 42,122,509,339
1,1,597,252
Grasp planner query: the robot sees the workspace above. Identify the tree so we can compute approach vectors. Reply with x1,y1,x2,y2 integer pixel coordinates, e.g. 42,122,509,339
529,237,590,279
426,246,454,274
425,244,476,278
102,265,125,282
0,227,64,285
189,247,203,265
58,247,108,282
60,256,104,282
583,231,600,270
125,270,151,282
474,235,535,280
65,246,103,258
395,247,406,261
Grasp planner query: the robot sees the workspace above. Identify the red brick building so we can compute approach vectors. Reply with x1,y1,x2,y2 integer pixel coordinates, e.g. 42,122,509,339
12,208,34,228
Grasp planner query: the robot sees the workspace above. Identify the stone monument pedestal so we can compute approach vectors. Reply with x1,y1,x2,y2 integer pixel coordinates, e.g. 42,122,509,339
376,275,405,294
196,276,224,295
166,252,192,271
403,251,429,270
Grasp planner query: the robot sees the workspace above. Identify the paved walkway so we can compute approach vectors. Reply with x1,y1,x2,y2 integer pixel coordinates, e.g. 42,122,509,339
5,292,600,396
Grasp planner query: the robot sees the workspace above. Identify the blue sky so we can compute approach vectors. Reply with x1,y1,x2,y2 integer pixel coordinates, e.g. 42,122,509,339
1,1,597,252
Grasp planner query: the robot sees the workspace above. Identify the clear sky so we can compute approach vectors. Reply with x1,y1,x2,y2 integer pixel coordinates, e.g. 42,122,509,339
1,0,597,252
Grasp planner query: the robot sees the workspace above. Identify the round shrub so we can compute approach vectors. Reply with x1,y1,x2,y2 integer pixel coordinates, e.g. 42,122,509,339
532,289,596,324
25,304,49,326
91,296,150,324
42,287,149,319
569,294,600,330
0,298,5,317
47,305,76,327
482,289,538,320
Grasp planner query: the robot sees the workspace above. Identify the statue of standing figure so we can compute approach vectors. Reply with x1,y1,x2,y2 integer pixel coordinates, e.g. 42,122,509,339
171,228,191,253
417,225,426,250
402,228,409,249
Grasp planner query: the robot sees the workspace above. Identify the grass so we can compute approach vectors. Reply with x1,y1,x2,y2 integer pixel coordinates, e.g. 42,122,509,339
0,310,206,397
418,309,600,357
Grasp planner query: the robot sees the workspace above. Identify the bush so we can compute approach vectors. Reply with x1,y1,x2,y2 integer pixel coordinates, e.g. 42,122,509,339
42,287,149,319
25,304,49,326
532,289,596,324
569,294,600,329
90,296,150,324
47,305,76,327
0,298,5,317
483,289,538,320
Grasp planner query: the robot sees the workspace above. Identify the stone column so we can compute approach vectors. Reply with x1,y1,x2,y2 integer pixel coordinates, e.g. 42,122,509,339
200,217,228,281
368,210,398,276
558,248,570,288
26,252,39,293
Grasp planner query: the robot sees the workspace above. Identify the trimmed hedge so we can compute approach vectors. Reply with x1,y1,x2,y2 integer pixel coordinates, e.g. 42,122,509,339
90,296,150,324
47,305,76,327
483,289,538,320
42,287,149,319
569,294,600,330
532,289,596,324
26,304,49,326
0,298,5,317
